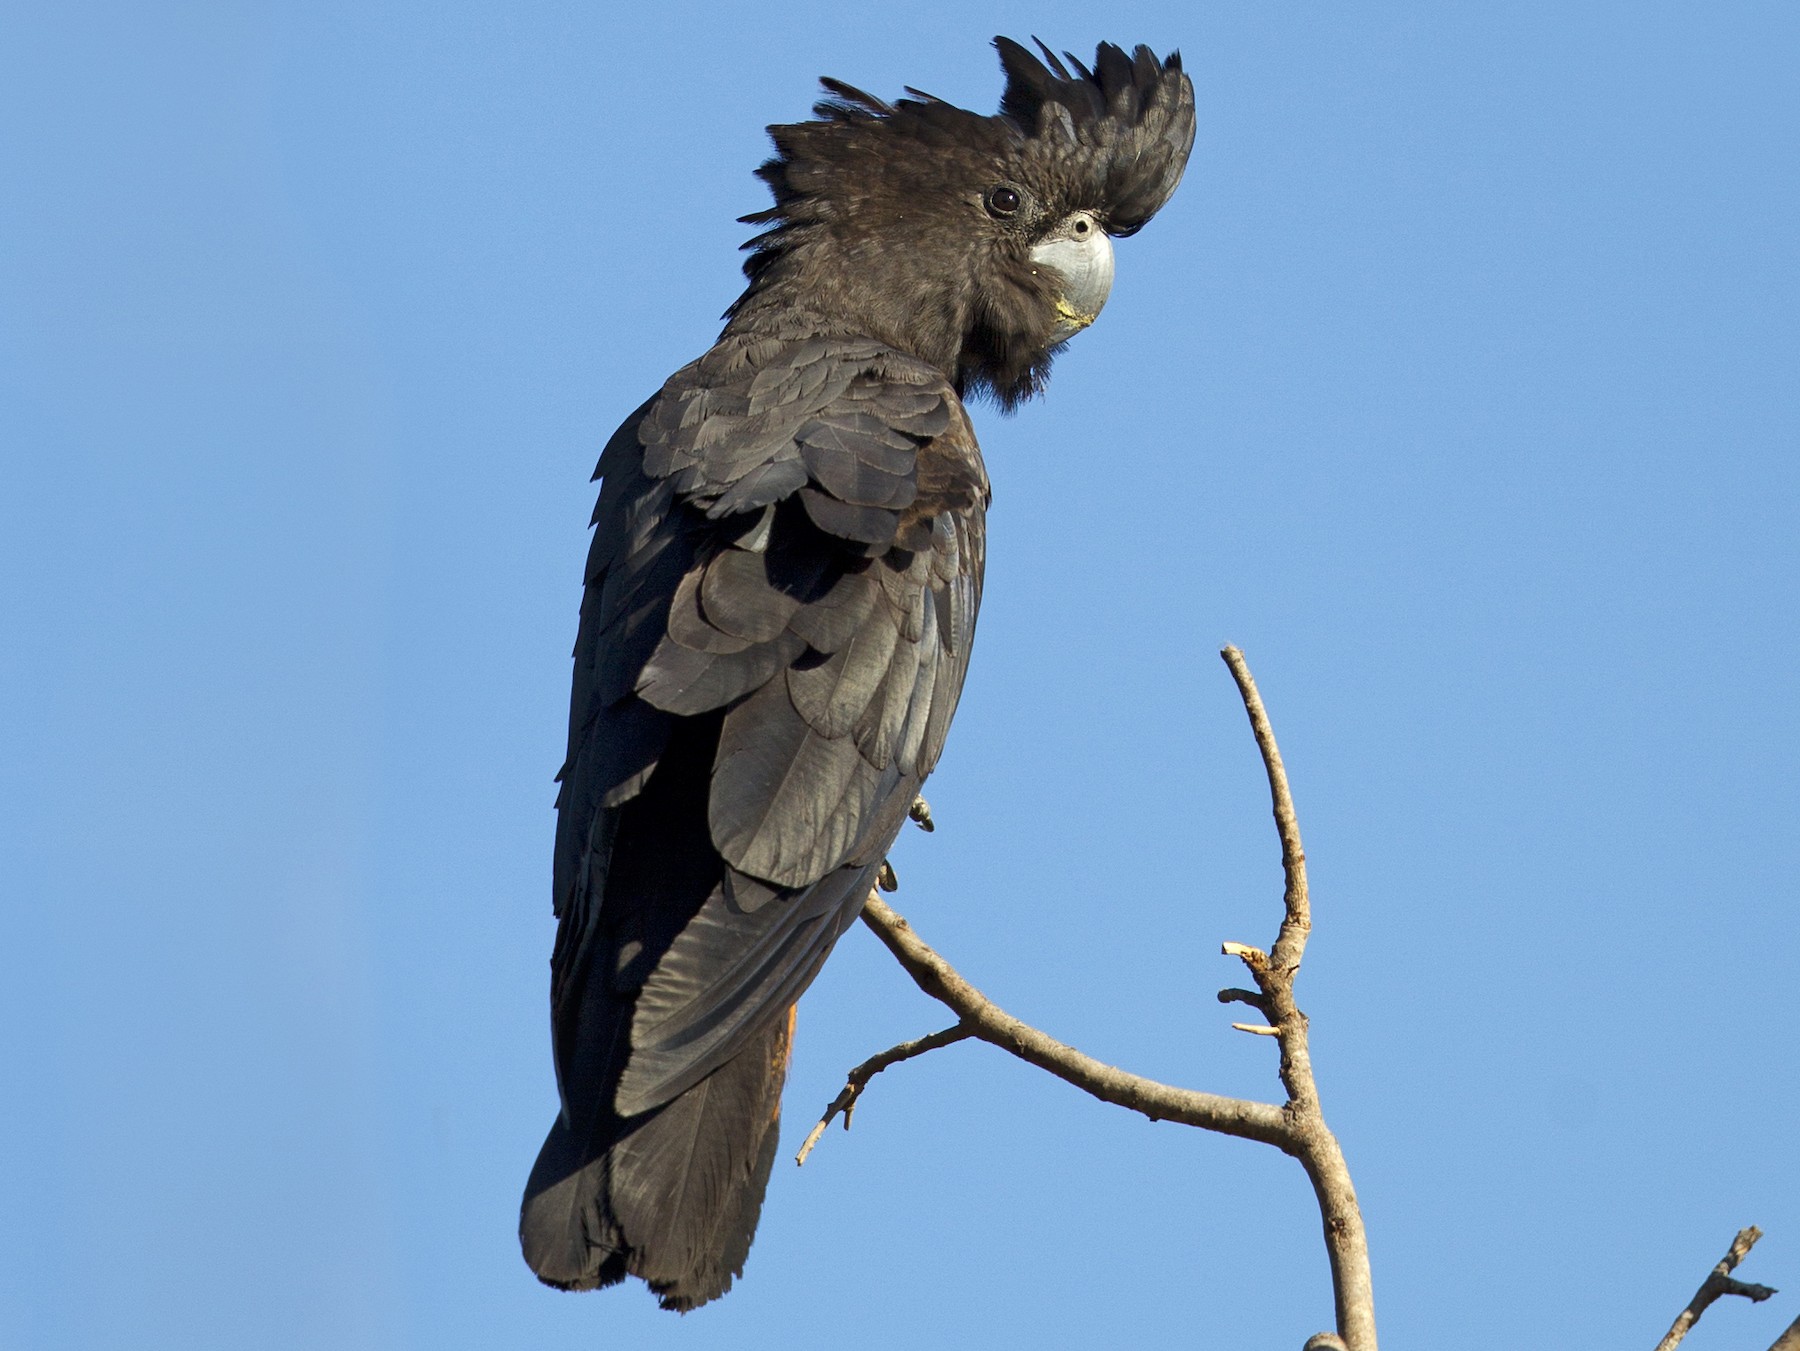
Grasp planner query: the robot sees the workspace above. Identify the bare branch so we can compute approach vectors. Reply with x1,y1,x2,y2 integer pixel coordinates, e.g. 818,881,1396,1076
1221,646,1376,1351
1220,646,1310,978
856,895,1290,1146
1768,1314,1800,1351
794,1024,973,1166
1653,1227,1777,1351
819,647,1374,1350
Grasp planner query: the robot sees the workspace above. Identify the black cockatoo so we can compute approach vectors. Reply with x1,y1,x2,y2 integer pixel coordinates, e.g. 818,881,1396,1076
520,37,1195,1310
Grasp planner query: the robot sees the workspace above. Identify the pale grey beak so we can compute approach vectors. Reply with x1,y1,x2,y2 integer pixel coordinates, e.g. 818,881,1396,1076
1030,212,1115,344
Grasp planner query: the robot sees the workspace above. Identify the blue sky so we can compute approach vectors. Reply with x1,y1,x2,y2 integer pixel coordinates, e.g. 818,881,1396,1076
3,2,1796,1348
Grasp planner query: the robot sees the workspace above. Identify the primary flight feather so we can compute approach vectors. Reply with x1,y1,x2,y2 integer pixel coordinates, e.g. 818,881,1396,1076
521,36,1196,1310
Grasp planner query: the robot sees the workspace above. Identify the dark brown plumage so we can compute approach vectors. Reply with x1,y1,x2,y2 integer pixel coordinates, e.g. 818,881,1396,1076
520,37,1195,1311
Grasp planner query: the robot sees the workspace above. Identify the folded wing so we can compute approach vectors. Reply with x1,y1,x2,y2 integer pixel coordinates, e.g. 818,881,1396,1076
550,333,988,1121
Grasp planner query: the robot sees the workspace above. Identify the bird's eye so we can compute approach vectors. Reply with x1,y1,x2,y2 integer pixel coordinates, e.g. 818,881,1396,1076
985,185,1022,219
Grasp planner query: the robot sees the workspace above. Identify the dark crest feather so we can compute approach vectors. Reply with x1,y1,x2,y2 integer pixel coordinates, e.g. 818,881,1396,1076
741,36,1194,286
814,78,893,120
993,36,1196,236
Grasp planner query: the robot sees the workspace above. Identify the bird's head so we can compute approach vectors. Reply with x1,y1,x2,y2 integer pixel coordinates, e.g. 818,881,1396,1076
726,38,1196,408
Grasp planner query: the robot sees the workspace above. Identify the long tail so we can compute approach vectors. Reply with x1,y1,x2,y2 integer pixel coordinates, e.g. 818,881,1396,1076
520,1001,794,1311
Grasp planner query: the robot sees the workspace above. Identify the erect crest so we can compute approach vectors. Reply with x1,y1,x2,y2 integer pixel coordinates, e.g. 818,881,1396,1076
735,38,1195,295
994,38,1196,237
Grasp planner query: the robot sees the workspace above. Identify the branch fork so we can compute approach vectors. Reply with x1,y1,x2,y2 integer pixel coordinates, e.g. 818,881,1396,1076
794,649,1791,1350
796,647,1377,1351
1654,1226,1781,1351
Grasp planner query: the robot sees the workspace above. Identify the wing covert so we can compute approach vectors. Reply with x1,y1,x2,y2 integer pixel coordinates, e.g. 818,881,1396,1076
550,331,987,1117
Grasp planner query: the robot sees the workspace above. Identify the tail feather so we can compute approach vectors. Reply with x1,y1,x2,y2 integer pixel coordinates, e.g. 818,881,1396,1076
520,1006,792,1310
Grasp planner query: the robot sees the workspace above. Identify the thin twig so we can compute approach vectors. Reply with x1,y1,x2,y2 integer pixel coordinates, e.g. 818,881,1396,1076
1218,987,1271,1013
794,1024,973,1165
1653,1227,1777,1351
1220,647,1310,978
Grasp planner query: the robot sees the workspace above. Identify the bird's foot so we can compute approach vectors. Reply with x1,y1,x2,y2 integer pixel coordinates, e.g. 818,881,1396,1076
908,796,934,832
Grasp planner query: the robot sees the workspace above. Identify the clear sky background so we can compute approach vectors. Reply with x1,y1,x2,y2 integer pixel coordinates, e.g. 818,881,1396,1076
4,2,1796,1348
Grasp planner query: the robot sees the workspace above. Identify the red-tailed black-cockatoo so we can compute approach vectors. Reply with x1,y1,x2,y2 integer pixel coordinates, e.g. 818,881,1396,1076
520,37,1196,1310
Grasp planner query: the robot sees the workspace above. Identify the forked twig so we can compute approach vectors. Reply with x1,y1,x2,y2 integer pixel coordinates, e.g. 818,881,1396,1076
1653,1226,1777,1351
794,1023,973,1165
